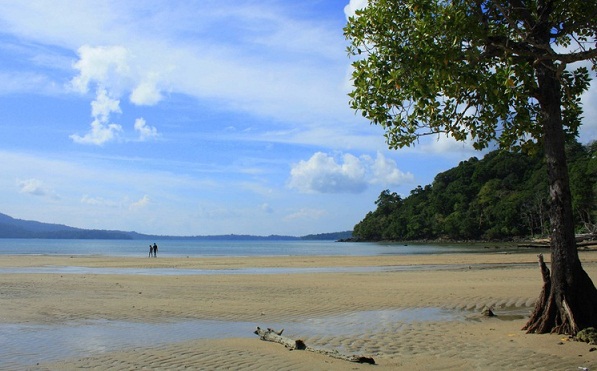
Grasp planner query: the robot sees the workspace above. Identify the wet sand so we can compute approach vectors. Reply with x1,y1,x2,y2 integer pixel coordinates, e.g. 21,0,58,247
1,252,596,370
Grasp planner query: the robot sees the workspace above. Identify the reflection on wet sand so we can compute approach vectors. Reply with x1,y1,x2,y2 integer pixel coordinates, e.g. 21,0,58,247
0,308,462,369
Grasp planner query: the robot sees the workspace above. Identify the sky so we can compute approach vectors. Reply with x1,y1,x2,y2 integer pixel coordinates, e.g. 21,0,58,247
1,0,597,237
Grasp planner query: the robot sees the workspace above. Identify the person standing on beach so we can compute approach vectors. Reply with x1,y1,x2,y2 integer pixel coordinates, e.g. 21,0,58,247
153,243,158,257
149,244,153,258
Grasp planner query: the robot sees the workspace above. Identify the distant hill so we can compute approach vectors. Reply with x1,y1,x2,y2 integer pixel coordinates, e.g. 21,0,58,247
161,234,301,241
301,231,353,240
0,212,137,239
0,212,348,240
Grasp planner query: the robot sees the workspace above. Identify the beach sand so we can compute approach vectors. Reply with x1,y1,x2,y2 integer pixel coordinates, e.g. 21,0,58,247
1,251,596,370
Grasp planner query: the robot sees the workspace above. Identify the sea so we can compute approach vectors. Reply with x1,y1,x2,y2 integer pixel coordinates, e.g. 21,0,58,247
0,238,517,257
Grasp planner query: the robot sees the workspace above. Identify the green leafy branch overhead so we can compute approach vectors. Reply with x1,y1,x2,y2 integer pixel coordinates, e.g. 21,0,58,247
344,0,597,152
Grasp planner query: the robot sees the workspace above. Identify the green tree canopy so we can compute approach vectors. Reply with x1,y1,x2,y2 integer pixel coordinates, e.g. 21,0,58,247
345,0,596,151
353,143,597,242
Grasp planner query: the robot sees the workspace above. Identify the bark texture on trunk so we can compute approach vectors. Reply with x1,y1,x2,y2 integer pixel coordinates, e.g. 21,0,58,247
523,62,597,335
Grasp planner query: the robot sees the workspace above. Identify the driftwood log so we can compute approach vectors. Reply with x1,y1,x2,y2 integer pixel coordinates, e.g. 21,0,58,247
254,326,375,364
518,235,597,249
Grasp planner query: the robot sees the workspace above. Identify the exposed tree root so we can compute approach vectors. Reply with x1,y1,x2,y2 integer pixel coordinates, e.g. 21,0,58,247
523,254,554,333
524,254,597,335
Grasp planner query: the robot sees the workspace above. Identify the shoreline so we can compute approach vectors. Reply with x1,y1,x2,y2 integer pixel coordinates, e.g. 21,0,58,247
0,248,578,268
1,252,596,370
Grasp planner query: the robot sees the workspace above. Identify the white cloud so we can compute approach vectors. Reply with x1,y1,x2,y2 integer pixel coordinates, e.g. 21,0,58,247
69,45,130,94
368,152,415,185
70,118,123,145
130,75,162,105
69,45,164,145
0,71,59,95
17,178,45,195
17,178,59,199
1,3,369,149
415,133,482,156
258,125,387,153
283,208,327,221
134,118,159,141
288,151,412,194
91,87,121,121
344,0,368,19
130,195,150,210
54,5,353,140
70,53,127,145
80,195,118,207
81,194,150,210
71,94,159,145
289,152,366,194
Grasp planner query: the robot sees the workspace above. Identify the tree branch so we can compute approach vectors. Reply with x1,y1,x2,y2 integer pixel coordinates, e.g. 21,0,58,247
554,48,597,64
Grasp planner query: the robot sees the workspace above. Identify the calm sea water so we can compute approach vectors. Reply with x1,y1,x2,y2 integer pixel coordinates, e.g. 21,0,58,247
0,238,512,257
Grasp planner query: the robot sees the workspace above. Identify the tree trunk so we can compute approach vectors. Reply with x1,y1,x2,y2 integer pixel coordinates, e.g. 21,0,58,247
523,62,597,335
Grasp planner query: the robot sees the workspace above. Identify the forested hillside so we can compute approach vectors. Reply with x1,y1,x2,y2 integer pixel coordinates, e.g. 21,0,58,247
353,141,597,241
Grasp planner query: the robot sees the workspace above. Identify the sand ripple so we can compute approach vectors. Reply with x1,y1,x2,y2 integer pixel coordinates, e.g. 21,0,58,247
0,253,594,370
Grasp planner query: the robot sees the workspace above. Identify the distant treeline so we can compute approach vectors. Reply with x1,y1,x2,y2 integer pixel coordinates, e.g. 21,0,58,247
301,231,353,240
352,141,597,241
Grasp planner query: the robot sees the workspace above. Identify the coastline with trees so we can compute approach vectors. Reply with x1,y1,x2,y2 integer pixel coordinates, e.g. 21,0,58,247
350,142,597,243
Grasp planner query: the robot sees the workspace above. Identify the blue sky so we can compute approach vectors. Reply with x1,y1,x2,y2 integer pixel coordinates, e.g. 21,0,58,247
1,0,597,236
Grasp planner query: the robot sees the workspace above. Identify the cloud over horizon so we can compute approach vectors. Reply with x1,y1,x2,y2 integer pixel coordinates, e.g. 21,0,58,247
17,178,60,200
288,151,414,194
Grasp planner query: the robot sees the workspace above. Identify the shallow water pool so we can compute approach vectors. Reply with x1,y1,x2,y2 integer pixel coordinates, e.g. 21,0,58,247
0,308,461,369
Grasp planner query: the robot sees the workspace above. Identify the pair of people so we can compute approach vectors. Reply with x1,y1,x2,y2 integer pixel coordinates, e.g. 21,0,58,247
148,243,158,257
